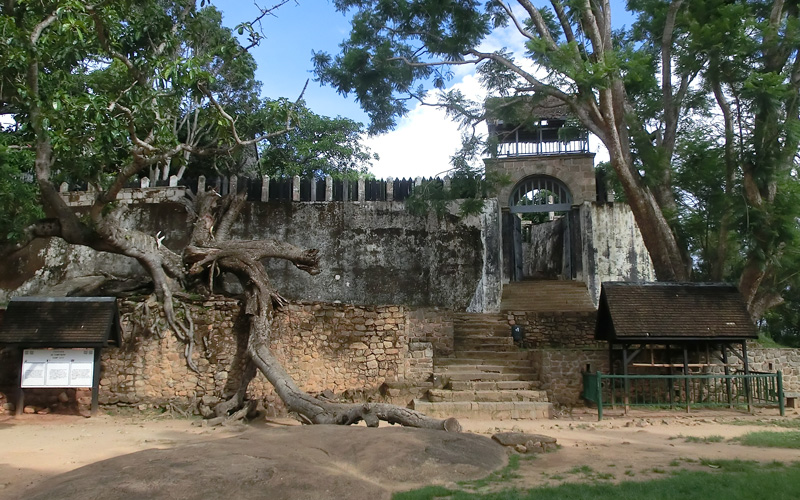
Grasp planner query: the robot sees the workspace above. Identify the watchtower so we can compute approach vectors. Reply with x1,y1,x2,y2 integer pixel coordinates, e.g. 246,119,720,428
484,95,597,282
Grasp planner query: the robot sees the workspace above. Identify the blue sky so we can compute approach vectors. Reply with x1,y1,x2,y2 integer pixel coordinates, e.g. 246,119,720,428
218,1,637,179
220,2,366,121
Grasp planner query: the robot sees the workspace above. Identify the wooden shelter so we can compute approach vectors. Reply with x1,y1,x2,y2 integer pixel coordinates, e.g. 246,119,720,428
595,282,759,409
596,282,757,372
0,296,121,415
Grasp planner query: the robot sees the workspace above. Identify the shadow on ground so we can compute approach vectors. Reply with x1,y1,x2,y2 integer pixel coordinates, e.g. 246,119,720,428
23,425,506,500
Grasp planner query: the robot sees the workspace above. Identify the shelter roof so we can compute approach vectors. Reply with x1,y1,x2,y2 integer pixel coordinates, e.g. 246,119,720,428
0,297,121,348
595,282,756,342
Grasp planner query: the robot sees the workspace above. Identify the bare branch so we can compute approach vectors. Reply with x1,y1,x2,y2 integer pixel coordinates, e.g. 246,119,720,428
197,83,296,146
498,2,536,41
518,0,559,51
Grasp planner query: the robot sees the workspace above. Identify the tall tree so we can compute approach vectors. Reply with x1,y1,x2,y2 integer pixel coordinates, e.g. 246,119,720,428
258,101,377,179
314,0,800,317
0,0,456,429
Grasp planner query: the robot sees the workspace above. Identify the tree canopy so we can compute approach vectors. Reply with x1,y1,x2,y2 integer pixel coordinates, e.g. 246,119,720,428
315,0,800,321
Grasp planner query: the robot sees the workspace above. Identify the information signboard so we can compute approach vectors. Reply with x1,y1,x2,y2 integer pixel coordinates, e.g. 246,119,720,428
21,348,95,388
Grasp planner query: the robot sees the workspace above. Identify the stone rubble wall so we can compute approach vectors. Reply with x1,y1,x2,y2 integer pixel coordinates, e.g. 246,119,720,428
533,348,610,406
406,309,455,357
744,347,800,395
60,187,187,207
99,299,430,413
507,311,600,349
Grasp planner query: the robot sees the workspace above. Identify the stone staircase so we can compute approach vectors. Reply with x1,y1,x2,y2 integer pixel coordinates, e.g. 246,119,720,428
500,280,595,313
412,313,553,420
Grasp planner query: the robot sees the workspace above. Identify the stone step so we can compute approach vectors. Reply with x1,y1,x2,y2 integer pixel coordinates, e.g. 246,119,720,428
449,351,534,361
453,329,511,338
427,389,547,403
500,280,595,313
452,313,506,322
448,380,540,391
453,344,518,353
435,364,536,375
412,400,553,420
453,336,514,346
442,372,538,382
436,358,533,368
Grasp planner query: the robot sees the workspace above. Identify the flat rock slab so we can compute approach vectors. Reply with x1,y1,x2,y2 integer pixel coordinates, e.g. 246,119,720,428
24,425,506,500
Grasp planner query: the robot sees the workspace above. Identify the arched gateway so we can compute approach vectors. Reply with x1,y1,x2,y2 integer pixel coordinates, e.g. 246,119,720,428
509,175,573,213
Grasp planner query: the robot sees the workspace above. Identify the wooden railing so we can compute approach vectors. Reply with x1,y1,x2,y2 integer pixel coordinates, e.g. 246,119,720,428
582,371,785,420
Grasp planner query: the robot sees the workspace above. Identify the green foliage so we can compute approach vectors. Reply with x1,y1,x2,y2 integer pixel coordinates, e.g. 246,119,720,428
0,141,43,243
258,102,376,180
762,284,800,347
404,168,510,218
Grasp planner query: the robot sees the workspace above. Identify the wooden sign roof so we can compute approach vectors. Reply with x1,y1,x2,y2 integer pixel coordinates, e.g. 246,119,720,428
0,297,121,348
595,282,757,342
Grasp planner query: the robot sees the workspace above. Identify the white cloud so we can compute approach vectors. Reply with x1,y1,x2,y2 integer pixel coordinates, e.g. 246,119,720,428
366,73,488,180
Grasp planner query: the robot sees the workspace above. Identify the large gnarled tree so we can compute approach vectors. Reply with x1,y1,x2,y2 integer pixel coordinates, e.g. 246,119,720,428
0,0,458,430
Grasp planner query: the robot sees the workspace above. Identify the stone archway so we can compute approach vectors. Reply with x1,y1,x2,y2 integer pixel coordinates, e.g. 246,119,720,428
506,175,573,281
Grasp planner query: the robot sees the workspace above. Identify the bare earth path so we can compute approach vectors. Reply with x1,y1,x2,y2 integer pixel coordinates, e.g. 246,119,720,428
1,406,798,499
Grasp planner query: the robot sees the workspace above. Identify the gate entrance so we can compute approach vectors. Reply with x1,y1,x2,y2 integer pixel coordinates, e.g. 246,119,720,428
506,175,574,281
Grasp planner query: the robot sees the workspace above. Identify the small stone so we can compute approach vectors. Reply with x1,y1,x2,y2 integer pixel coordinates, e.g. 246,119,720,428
58,392,70,403
492,432,557,447
514,444,527,453
23,406,36,414
524,440,545,453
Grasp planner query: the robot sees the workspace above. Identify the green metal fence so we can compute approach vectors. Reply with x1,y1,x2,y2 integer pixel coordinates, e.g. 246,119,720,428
582,371,785,420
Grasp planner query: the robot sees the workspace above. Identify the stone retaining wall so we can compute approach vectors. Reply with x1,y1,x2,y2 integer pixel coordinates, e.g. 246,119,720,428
746,347,800,394
507,312,600,348
533,348,610,406
0,299,439,415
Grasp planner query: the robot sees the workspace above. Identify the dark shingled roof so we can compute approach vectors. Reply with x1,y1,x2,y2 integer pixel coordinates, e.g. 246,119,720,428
0,297,121,348
595,282,757,342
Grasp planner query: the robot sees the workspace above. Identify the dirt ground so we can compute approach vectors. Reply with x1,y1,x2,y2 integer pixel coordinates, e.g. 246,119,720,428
2,405,799,499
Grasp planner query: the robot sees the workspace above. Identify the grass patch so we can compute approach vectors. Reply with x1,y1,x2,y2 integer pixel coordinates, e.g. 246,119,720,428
393,485,456,500
733,431,800,449
393,461,800,500
456,454,523,489
567,465,595,476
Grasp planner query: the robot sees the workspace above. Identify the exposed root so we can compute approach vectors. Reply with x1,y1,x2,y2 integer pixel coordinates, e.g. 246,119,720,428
203,400,257,427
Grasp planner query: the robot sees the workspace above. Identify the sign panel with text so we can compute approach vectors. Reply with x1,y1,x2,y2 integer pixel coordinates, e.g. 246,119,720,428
21,348,95,388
